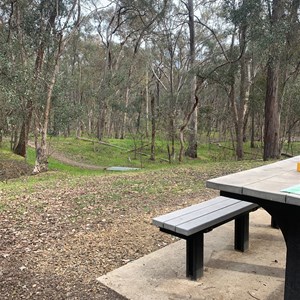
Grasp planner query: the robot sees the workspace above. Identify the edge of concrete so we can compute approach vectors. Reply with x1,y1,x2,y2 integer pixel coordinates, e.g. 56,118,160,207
98,209,285,300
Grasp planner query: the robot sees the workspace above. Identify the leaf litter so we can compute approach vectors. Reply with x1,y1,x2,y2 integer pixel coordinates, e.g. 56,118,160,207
0,161,266,299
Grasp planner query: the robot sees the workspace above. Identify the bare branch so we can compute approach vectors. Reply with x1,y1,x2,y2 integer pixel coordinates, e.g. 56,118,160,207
150,64,168,91
195,15,230,62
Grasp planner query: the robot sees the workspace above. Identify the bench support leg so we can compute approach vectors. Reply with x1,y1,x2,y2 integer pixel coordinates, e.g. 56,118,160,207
186,233,204,280
234,213,249,252
271,216,279,229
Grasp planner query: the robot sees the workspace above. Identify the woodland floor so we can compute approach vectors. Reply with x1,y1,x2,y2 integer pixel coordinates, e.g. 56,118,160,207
0,153,266,299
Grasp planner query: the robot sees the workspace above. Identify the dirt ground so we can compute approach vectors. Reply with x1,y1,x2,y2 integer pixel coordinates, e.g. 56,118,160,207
0,155,265,299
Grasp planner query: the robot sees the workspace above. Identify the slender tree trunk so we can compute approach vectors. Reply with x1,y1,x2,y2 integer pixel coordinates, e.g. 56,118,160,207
88,110,93,135
250,109,255,148
185,0,198,158
13,101,32,157
264,57,281,160
236,46,251,159
33,61,60,174
150,93,156,161
13,1,31,157
98,101,107,141
179,80,201,162
230,17,252,160
121,87,130,139
168,54,176,158
145,69,149,138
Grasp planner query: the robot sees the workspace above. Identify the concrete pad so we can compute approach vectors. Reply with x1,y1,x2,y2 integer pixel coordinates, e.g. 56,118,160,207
98,209,285,300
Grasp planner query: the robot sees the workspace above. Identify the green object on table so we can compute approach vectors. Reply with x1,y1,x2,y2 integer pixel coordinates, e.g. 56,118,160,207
281,184,300,195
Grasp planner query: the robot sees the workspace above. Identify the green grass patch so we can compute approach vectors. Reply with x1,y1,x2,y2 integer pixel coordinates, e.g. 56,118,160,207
45,135,273,169
0,202,8,212
1,135,299,200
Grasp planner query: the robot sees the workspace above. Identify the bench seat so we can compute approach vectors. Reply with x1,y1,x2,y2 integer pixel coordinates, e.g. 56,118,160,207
152,196,259,280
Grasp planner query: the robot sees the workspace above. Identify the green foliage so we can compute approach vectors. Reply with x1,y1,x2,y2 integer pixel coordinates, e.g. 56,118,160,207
1,0,300,164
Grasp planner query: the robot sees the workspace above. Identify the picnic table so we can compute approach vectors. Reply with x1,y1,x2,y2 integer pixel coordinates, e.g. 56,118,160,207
206,155,300,300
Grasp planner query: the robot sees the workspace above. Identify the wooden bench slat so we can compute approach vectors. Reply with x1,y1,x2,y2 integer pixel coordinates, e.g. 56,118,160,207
175,201,258,236
162,200,245,231
152,196,235,227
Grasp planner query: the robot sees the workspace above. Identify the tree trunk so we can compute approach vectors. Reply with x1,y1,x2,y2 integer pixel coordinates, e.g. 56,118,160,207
12,1,32,158
185,76,198,158
97,101,107,141
145,69,149,138
263,0,284,160
150,93,156,161
179,80,201,162
250,109,255,148
13,104,32,157
236,35,251,159
33,54,60,174
264,58,281,160
185,0,198,158
121,87,130,139
88,110,92,135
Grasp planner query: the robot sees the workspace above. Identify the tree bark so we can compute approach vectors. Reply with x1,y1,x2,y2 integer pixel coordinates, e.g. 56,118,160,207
150,92,156,161
33,59,60,174
185,0,198,158
179,80,201,162
12,1,31,157
263,0,284,160
264,58,281,160
236,24,251,160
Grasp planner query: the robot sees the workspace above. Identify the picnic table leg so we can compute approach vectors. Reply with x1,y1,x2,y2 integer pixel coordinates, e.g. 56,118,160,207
284,232,300,300
220,191,300,299
186,233,204,280
265,205,300,300
234,213,249,252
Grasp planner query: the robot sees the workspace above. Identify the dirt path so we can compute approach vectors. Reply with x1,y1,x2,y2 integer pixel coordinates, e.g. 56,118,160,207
28,142,105,170
49,150,105,170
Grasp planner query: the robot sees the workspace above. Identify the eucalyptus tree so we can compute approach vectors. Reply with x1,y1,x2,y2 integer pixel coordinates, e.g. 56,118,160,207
32,1,81,174
90,1,123,139
281,78,300,153
263,0,285,160
150,1,190,160
90,0,168,140
0,0,82,173
0,11,14,147
182,0,198,159
263,0,300,160
194,0,300,161
218,0,263,160
52,31,104,138
0,0,35,156
79,35,106,136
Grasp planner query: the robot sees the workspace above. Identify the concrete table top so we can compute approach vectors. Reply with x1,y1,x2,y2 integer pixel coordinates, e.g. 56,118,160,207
206,156,300,206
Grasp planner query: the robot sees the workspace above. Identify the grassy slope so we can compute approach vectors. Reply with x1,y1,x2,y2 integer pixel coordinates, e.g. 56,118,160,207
2,134,299,203
29,136,269,170
0,136,274,207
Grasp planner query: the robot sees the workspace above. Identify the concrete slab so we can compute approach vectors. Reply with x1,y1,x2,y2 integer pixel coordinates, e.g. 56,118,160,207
106,167,140,171
97,209,285,300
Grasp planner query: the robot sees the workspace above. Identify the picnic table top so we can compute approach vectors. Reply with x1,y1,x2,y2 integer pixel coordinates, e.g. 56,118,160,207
206,155,300,206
